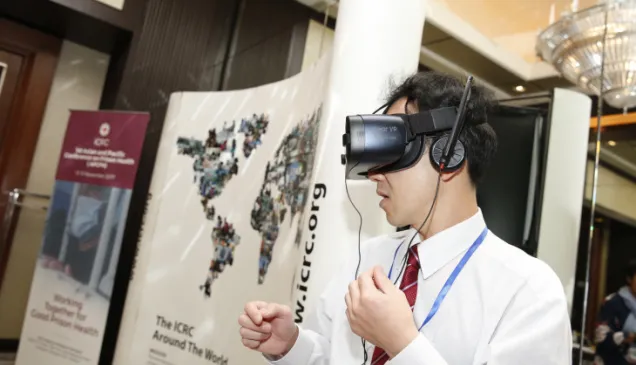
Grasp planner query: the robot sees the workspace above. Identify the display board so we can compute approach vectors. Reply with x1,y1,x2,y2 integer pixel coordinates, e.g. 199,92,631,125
113,54,331,365
15,110,149,365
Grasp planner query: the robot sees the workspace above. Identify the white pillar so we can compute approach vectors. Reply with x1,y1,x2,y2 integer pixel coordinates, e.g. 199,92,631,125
536,88,591,315
297,0,426,324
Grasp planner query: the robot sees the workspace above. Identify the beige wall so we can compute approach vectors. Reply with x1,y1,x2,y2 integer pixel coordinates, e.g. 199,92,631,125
432,0,597,38
301,19,334,71
0,40,109,339
95,0,124,10
585,161,636,222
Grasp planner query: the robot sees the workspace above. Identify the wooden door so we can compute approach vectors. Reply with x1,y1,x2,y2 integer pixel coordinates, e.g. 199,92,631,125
0,50,24,141
0,19,61,296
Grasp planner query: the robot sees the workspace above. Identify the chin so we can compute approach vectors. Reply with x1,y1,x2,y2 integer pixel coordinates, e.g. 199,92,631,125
384,214,402,228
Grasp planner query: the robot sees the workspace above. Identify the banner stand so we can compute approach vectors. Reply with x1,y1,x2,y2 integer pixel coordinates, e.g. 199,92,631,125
15,110,149,365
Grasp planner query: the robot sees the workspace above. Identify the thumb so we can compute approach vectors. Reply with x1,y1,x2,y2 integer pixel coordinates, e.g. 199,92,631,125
372,266,394,294
261,303,284,320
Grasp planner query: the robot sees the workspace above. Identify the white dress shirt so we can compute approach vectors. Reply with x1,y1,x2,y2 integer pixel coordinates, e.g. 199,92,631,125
269,210,572,365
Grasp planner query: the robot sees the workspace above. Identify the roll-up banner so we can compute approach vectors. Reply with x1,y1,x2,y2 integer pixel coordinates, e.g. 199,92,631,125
15,110,149,365
113,55,338,365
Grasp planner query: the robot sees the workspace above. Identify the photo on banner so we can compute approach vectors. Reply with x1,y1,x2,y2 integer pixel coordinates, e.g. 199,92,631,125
113,54,331,365
15,111,149,365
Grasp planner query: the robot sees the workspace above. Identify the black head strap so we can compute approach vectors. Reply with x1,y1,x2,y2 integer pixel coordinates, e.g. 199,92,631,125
400,107,458,140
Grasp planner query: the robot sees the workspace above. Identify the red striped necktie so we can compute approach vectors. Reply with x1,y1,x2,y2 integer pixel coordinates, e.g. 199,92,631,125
370,247,420,365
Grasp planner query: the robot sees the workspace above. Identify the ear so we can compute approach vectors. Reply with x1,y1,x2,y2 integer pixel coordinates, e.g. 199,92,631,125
441,161,466,183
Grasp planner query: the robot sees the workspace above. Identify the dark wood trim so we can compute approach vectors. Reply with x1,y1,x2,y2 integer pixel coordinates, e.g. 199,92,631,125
0,19,60,54
0,339,18,352
0,0,138,55
99,31,132,109
49,0,146,32
307,8,336,30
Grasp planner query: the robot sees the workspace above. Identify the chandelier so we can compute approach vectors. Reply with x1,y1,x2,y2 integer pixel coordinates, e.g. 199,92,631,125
536,0,636,110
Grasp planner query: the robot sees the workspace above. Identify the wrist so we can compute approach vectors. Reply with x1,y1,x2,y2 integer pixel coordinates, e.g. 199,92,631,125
385,325,419,358
281,325,300,356
264,325,299,361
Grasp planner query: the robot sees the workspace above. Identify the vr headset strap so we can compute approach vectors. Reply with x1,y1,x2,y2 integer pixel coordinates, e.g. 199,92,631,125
405,107,458,138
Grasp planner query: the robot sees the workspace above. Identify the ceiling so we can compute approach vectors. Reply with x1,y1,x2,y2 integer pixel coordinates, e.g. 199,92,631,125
420,22,574,96
299,0,606,96
298,0,636,175
437,0,596,37
611,141,636,163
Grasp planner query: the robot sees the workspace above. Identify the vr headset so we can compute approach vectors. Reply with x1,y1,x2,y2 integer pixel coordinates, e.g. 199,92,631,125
341,76,474,180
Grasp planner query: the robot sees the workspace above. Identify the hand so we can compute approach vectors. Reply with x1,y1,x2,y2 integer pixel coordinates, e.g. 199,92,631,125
345,266,419,358
238,301,298,357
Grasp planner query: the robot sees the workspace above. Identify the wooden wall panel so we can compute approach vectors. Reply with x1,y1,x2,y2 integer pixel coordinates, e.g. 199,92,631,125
224,0,312,89
225,29,298,89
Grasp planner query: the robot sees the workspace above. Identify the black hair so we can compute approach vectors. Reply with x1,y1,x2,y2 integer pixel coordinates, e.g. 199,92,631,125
626,260,636,282
384,71,498,185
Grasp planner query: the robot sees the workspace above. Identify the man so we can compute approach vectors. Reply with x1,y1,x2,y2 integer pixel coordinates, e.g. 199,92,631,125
595,261,636,364
238,72,571,364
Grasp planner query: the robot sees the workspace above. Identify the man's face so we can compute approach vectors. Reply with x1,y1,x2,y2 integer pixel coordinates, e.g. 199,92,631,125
368,97,439,228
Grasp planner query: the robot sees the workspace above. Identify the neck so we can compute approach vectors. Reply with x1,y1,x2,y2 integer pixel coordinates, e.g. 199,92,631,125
412,186,479,240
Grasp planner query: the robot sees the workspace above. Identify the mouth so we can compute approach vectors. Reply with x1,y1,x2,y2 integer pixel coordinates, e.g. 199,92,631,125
377,191,389,199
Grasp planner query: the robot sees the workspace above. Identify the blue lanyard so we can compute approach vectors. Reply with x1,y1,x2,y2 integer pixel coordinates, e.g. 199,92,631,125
388,227,488,331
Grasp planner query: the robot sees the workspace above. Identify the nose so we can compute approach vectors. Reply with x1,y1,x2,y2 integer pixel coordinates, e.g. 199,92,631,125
368,172,385,183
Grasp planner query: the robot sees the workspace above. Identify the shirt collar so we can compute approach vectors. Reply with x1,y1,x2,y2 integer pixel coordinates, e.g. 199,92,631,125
399,209,487,279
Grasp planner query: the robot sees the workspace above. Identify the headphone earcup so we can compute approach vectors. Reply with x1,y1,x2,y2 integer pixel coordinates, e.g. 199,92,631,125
429,135,466,172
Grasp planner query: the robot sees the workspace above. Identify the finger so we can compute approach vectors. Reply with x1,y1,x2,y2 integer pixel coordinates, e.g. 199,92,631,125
358,270,376,294
262,303,288,320
348,281,360,303
345,292,352,309
242,338,261,349
240,327,272,341
238,314,272,333
254,301,268,310
372,266,395,294
244,302,265,325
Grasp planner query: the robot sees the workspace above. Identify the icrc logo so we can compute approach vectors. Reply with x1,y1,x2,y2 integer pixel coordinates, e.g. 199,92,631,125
95,122,111,147
99,123,111,137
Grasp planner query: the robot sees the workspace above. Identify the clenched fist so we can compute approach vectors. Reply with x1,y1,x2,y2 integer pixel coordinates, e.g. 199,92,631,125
345,266,419,358
238,301,298,357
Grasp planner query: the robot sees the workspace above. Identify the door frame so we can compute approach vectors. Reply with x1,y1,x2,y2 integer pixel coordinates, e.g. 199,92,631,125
0,61,7,93
0,19,61,299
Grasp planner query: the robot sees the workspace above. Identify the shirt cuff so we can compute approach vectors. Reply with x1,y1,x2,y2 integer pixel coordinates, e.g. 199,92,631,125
266,327,315,365
389,333,448,365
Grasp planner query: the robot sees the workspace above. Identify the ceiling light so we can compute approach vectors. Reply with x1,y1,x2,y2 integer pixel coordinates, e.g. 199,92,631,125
536,0,636,109
514,85,526,92
608,140,617,146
